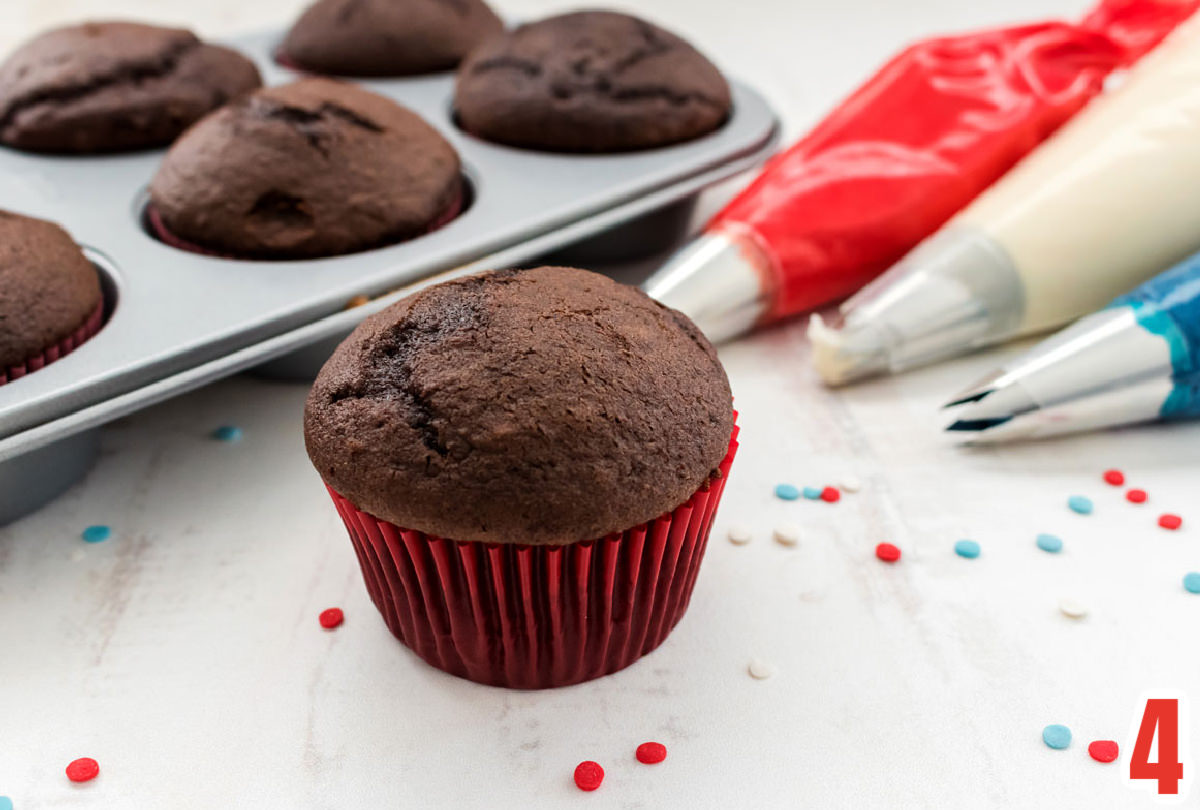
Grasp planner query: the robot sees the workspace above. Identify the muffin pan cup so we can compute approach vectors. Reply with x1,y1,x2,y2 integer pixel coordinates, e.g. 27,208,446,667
0,29,779,524
327,419,738,689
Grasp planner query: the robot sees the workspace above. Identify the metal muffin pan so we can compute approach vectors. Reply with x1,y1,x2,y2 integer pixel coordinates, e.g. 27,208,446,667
0,29,780,522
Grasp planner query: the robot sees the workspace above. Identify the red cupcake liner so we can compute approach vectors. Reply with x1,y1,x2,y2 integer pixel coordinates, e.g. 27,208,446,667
327,417,739,689
1,301,104,386
145,185,465,259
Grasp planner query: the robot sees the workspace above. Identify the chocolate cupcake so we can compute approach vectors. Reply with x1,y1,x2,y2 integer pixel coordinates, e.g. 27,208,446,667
1,210,104,384
148,78,462,259
305,266,738,688
0,22,261,154
454,11,732,152
282,0,503,77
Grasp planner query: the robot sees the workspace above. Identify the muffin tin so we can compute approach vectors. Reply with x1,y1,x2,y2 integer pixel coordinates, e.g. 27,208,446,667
0,28,780,524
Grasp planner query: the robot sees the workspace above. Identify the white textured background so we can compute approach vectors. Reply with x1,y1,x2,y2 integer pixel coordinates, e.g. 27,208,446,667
3,1,1200,808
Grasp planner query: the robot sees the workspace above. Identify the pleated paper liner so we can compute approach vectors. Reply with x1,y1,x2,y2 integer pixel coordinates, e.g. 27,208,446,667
0,301,104,385
328,417,739,689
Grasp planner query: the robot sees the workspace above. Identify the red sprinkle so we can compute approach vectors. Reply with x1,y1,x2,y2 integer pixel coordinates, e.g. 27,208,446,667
573,761,604,791
875,543,901,563
636,742,668,764
318,607,344,629
820,486,841,503
1159,514,1183,531
1102,469,1125,486
1126,488,1147,504
66,757,100,783
1088,740,1119,763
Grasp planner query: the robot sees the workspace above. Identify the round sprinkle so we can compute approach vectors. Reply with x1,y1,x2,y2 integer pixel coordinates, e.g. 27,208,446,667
727,525,752,546
748,658,777,680
953,539,980,559
0,796,12,810
318,607,344,629
1159,513,1183,531
1126,488,1147,504
772,524,800,548
1183,572,1200,594
1042,724,1072,750
1058,597,1088,619
65,757,99,783
802,486,822,500
820,486,841,503
1036,533,1063,553
774,483,800,501
1088,740,1119,763
1067,495,1093,515
81,525,110,544
635,742,667,764
573,761,604,792
838,475,862,493
875,542,901,563
211,425,243,442
1102,469,1125,486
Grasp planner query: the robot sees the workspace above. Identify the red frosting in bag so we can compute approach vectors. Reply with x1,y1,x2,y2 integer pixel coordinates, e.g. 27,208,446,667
711,0,1198,323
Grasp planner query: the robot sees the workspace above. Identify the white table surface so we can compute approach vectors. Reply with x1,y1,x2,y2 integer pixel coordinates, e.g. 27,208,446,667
3,0,1199,807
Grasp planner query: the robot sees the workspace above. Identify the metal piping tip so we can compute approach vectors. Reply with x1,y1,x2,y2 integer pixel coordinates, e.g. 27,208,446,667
945,416,1012,432
640,230,772,345
942,369,1005,408
807,312,891,386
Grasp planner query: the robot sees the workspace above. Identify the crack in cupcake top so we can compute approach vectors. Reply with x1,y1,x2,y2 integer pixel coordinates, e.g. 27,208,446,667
0,23,200,128
304,266,733,545
148,78,462,259
454,11,732,151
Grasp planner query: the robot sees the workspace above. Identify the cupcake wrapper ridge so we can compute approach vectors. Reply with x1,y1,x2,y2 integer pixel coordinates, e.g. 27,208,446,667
327,416,739,689
0,301,104,386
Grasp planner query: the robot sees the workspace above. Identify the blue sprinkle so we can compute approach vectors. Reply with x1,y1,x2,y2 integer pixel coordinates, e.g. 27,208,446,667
802,486,823,500
774,483,800,501
1042,724,1072,750
1036,533,1063,553
0,796,13,810
954,539,981,559
212,425,243,442
81,525,111,544
1184,572,1200,594
1067,495,1093,515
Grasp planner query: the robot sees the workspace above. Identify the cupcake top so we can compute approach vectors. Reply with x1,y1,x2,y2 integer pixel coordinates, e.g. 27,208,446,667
454,11,732,152
148,78,462,259
282,0,503,77
304,266,733,545
0,210,101,369
0,21,261,154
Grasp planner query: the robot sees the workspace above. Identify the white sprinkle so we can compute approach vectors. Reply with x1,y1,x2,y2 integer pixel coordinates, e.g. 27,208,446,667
838,475,862,493
748,658,778,680
773,523,801,547
70,549,86,563
1058,597,1089,619
727,525,753,545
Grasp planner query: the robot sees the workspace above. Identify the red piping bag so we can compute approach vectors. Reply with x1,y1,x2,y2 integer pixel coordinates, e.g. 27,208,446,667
641,0,1198,342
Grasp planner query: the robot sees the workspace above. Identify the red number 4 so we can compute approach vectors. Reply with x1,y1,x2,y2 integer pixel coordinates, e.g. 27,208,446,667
1130,698,1184,795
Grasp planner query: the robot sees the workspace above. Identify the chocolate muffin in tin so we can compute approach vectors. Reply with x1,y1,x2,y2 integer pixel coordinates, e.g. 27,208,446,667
282,0,504,77
148,78,463,260
454,11,732,152
1,210,104,383
0,21,261,154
